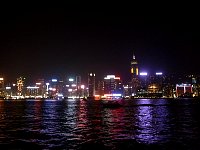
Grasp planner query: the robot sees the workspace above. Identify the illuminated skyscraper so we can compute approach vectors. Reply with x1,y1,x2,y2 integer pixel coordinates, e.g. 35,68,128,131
0,77,5,97
131,52,139,78
17,77,25,96
76,76,82,97
103,75,122,95
0,77,4,89
88,73,95,97
130,52,140,96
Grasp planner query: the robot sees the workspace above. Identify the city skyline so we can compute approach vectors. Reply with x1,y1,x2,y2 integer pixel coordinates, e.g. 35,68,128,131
0,9,195,82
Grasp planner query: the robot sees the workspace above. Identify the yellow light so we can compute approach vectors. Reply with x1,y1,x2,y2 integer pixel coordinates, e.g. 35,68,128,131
136,68,138,75
131,68,134,73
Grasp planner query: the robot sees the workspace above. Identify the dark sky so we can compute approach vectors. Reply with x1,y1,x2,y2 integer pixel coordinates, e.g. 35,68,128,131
0,7,196,83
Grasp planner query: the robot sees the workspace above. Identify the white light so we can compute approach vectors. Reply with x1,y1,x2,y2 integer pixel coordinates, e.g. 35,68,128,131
66,85,70,87
112,94,122,96
68,89,73,92
81,85,85,89
72,84,76,87
156,72,163,75
107,75,115,78
6,87,11,89
52,88,56,91
52,79,57,82
104,93,122,97
27,86,39,89
57,93,63,97
140,72,148,76
0,78,4,81
104,75,117,79
36,83,41,85
46,83,50,86
69,78,74,82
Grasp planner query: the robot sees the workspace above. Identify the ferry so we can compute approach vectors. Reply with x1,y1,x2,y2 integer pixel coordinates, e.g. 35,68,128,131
101,99,123,108
100,94,124,108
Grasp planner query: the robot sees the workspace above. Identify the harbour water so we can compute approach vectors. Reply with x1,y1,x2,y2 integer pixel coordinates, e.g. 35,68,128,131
0,98,200,149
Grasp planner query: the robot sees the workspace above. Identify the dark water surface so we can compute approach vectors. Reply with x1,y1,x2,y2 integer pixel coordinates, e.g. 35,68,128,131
0,98,200,149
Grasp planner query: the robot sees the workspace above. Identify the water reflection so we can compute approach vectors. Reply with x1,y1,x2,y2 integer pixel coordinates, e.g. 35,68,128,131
0,98,200,149
134,105,171,144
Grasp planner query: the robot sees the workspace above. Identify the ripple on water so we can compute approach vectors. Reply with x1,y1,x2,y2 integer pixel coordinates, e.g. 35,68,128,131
0,98,200,149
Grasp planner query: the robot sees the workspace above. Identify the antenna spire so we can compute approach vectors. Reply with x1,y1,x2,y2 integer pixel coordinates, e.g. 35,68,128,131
133,51,136,60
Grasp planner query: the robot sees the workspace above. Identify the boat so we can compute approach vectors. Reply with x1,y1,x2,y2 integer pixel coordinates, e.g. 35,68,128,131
101,98,124,108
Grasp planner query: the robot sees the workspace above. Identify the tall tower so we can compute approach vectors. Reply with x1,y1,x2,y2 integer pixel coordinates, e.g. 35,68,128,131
130,51,140,96
0,77,5,97
76,76,82,97
88,73,95,97
131,52,139,78
17,77,25,96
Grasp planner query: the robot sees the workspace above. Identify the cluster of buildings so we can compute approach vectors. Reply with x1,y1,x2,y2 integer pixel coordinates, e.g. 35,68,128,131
0,53,200,99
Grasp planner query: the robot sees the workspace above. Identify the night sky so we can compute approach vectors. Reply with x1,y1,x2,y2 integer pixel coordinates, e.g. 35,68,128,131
0,7,195,83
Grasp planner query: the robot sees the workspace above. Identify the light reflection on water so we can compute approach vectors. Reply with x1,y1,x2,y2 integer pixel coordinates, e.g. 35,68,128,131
0,98,200,149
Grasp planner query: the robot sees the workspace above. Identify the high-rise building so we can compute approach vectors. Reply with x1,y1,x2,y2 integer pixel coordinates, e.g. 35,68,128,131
96,80,104,96
131,52,139,78
0,77,5,97
76,76,82,97
130,52,140,96
103,75,122,96
176,83,193,97
17,77,25,96
35,78,46,97
65,77,76,98
88,73,95,97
